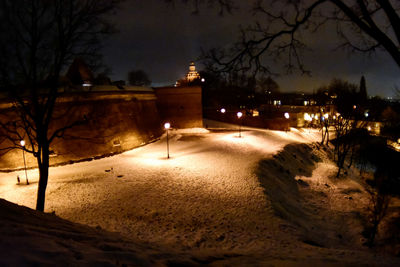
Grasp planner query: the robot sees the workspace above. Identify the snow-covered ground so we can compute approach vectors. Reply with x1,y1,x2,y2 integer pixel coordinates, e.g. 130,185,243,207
1,120,399,265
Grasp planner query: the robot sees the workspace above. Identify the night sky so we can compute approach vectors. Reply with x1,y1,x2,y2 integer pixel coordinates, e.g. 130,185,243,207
102,0,399,98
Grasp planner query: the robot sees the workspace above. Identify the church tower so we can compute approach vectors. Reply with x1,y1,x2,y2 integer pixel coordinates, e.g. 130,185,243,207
185,61,200,82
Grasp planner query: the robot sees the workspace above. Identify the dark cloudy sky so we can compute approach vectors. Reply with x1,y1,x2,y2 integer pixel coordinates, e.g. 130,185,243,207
102,0,399,98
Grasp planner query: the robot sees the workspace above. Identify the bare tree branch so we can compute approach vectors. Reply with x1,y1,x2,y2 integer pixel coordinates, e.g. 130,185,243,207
199,0,400,77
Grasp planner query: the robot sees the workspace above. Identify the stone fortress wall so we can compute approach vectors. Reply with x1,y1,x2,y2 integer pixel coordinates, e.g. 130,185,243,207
0,86,202,170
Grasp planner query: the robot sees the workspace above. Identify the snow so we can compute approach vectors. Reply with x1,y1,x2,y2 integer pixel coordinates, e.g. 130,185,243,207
1,119,399,265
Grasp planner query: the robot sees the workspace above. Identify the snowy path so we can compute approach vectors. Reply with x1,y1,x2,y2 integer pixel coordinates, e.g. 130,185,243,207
0,126,317,249
1,124,399,265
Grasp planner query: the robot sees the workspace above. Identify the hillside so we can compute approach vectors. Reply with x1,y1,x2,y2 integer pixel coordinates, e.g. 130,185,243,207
1,121,400,266
0,198,199,266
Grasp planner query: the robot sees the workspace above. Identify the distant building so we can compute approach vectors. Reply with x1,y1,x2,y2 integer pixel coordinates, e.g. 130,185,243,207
185,61,201,82
176,61,202,86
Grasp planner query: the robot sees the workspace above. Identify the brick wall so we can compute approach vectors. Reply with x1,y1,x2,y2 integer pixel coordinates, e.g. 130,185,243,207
154,86,203,129
0,91,163,170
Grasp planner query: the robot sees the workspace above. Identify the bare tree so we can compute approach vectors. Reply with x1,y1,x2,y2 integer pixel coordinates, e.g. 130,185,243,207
128,70,151,87
198,1,400,75
365,170,391,247
315,78,366,176
319,111,330,146
257,76,280,94
0,0,121,211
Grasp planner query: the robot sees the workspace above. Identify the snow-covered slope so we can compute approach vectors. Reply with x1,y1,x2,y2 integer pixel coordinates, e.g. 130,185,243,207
0,198,201,266
1,121,399,266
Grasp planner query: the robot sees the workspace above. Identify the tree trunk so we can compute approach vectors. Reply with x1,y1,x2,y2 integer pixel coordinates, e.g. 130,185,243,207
336,156,343,177
325,126,329,145
368,222,378,247
36,145,50,212
348,145,354,168
321,127,326,145
336,147,346,177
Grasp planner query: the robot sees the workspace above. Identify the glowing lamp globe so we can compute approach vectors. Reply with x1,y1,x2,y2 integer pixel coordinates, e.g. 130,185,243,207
164,122,171,130
20,140,25,146
284,112,290,119
237,112,243,118
220,108,226,114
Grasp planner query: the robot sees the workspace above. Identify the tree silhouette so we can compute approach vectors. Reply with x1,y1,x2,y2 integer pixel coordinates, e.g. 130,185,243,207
128,70,151,87
360,75,368,101
198,1,400,75
0,0,121,211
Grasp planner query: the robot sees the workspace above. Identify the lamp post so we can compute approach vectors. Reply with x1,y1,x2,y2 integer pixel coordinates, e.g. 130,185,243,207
20,140,29,185
220,108,226,114
284,112,290,132
237,111,243,137
164,122,171,159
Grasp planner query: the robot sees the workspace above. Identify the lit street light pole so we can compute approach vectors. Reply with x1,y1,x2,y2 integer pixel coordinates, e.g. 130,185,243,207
237,111,243,138
284,112,290,132
20,140,29,185
164,122,171,159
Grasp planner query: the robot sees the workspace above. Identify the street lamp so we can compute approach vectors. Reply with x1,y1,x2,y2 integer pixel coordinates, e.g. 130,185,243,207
220,108,226,113
20,140,29,185
284,112,290,132
164,122,171,159
237,111,243,137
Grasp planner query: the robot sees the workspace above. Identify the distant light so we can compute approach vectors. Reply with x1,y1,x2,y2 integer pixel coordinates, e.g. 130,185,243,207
324,113,329,119
304,100,309,106
398,138,400,144
364,112,369,118
164,122,171,129
333,115,336,119
82,83,92,87
368,126,372,131
353,105,357,109
20,140,25,146
237,112,243,118
284,112,290,119
220,108,226,114
304,113,312,121
201,78,205,82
